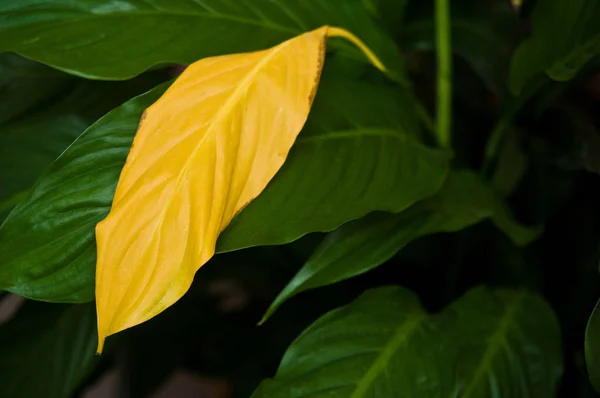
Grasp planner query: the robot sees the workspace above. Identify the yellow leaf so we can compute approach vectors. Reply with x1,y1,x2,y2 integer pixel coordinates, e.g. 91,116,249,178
95,26,385,353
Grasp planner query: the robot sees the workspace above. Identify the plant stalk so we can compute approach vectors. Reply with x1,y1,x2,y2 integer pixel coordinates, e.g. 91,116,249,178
435,0,452,148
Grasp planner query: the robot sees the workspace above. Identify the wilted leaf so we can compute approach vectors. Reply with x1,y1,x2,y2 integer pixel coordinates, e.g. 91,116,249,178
0,301,97,398
261,171,540,322
253,286,562,397
95,26,387,352
0,0,404,82
510,0,600,94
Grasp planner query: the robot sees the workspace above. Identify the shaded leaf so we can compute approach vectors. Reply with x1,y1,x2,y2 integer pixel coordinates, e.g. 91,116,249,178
361,0,408,33
510,0,600,94
0,56,167,219
586,297,600,392
217,57,446,253
491,128,528,196
0,0,404,81
0,301,97,398
449,288,562,397
402,0,518,94
261,171,540,322
253,286,562,397
0,53,72,125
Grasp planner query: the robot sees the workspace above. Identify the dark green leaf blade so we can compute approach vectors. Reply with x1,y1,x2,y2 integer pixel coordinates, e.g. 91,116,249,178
217,65,448,252
0,301,97,398
253,286,562,397
361,0,408,33
253,287,446,398
450,287,563,397
0,0,404,81
0,54,167,220
510,0,600,94
217,133,447,253
261,171,540,322
0,84,169,302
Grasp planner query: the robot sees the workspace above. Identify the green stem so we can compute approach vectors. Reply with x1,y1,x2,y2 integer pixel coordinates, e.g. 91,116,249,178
435,0,452,148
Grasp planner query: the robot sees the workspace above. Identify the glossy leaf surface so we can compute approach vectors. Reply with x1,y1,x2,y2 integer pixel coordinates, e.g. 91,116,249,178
0,0,404,81
0,55,166,220
0,84,168,302
261,171,539,321
253,286,562,397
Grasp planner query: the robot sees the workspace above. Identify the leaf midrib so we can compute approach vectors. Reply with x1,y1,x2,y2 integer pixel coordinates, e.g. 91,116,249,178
350,312,426,397
460,291,526,397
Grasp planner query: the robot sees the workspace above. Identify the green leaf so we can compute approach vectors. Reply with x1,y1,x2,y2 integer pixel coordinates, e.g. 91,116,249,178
261,171,541,322
0,0,405,82
401,0,518,94
253,286,562,397
0,301,97,398
491,128,528,196
449,288,563,397
0,115,88,216
0,84,169,302
361,0,408,33
0,53,73,125
0,62,447,303
217,66,447,252
0,55,167,220
510,0,600,94
586,297,600,392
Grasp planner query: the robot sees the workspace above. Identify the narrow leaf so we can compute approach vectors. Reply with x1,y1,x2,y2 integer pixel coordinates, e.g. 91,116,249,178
262,171,540,322
0,0,404,82
253,286,562,397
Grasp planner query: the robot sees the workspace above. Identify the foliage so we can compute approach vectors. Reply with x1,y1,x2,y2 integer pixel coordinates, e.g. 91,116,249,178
0,0,600,396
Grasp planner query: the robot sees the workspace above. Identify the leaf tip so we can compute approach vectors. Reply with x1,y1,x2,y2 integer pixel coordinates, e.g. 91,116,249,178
326,26,386,73
96,335,106,355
